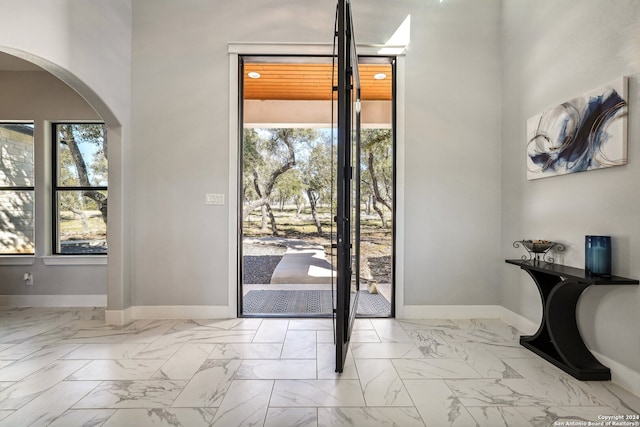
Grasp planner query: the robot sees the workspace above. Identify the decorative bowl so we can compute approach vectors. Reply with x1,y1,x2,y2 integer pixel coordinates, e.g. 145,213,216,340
520,240,556,253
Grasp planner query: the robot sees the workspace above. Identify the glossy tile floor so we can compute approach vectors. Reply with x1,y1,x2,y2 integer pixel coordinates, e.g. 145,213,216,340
0,308,639,426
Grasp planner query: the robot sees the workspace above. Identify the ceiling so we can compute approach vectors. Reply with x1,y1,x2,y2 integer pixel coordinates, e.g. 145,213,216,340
243,62,392,101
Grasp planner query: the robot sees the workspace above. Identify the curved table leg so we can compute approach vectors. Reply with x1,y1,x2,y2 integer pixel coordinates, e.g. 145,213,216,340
518,268,611,381
546,279,611,380
519,268,561,348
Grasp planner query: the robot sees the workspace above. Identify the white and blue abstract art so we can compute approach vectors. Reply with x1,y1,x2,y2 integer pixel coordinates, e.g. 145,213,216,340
526,77,628,180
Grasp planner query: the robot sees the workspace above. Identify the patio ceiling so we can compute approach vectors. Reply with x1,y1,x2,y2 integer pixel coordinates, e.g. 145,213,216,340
243,62,392,101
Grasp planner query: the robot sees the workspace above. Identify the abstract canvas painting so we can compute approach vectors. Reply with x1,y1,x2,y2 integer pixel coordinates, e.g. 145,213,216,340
526,77,628,180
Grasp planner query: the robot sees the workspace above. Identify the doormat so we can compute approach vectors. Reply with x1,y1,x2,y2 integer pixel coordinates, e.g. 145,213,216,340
242,290,391,316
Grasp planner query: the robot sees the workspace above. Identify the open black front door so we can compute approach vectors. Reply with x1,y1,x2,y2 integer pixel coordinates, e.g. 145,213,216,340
335,0,361,373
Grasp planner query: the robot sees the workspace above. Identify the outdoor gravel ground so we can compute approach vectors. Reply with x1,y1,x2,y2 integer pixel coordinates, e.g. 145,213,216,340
242,242,287,284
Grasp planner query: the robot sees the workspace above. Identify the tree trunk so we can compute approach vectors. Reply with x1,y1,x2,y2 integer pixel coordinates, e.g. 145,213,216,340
372,195,387,228
368,150,392,212
265,202,279,236
71,207,89,234
84,190,107,225
243,198,267,220
260,205,268,231
307,189,323,234
242,135,296,221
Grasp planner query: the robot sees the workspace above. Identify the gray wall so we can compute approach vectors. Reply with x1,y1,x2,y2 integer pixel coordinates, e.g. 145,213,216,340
130,0,502,306
402,1,502,305
501,0,640,373
0,71,106,296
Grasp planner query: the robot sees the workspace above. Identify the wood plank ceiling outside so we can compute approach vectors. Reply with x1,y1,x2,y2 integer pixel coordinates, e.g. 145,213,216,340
243,63,392,101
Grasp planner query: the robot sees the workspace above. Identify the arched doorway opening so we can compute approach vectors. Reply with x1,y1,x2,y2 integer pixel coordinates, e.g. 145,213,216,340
0,49,126,316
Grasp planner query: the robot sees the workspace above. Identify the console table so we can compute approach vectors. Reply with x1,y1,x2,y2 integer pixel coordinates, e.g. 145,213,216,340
505,259,638,381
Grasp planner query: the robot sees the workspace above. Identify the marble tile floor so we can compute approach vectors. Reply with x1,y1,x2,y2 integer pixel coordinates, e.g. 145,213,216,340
0,307,638,426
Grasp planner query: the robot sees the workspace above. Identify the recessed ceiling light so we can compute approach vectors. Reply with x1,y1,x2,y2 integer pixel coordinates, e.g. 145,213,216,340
373,73,387,80
247,72,261,79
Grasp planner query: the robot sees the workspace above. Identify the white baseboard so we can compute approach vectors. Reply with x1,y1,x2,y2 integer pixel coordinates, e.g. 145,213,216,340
132,305,232,320
401,305,504,319
400,305,538,336
497,306,539,335
0,294,107,307
104,305,232,324
105,306,133,325
590,349,640,398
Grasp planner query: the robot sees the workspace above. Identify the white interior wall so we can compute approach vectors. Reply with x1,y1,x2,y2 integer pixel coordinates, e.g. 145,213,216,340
501,0,640,374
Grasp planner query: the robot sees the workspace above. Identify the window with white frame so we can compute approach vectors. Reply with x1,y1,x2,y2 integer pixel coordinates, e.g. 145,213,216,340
53,123,108,254
0,123,35,254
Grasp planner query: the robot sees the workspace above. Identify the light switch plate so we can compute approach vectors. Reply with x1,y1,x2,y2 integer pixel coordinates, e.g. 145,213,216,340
205,193,225,205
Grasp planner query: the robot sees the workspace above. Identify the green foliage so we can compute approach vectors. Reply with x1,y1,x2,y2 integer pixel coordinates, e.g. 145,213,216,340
299,134,334,207
242,128,320,206
242,127,393,231
273,169,304,208
242,129,262,173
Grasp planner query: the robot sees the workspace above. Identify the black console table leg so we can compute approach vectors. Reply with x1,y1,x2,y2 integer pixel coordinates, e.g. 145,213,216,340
519,268,611,381
545,280,611,380
519,269,560,348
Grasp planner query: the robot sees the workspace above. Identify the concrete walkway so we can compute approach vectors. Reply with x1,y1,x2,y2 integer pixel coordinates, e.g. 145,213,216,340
242,237,393,311
268,239,335,285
